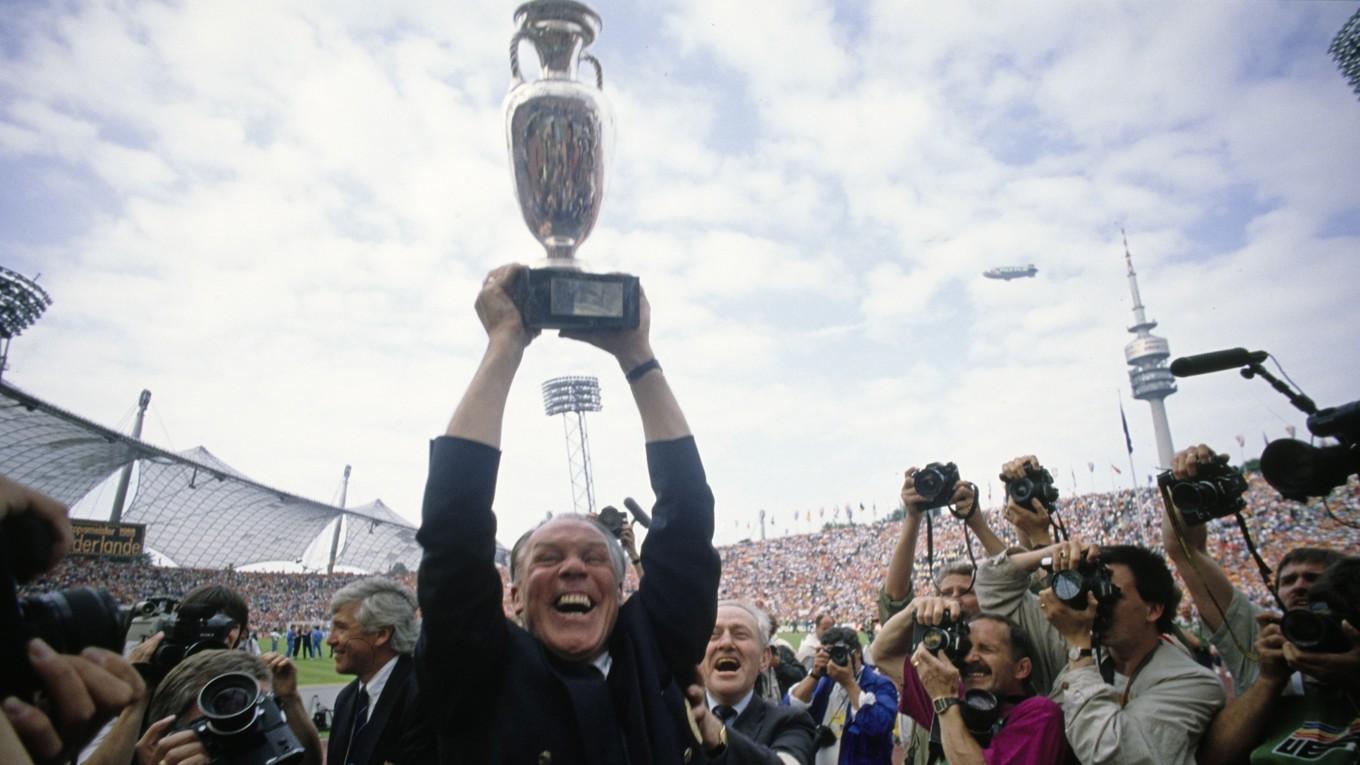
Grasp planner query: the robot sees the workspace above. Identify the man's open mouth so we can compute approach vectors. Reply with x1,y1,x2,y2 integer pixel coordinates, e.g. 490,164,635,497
554,593,595,614
714,657,741,672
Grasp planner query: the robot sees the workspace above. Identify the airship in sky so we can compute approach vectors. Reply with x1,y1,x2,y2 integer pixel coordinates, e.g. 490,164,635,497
982,264,1038,281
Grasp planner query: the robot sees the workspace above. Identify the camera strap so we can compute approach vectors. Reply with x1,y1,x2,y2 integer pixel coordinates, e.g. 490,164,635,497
1232,511,1286,612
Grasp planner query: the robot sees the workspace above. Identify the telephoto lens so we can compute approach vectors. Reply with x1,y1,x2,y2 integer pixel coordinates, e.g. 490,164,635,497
1280,603,1353,654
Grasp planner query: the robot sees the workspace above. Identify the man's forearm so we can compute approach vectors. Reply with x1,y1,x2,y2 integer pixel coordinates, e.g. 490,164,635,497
965,511,1007,557
790,674,818,704
1197,675,1285,765
444,340,523,447
883,512,923,601
625,360,690,443
80,697,147,765
870,609,914,687
937,708,987,765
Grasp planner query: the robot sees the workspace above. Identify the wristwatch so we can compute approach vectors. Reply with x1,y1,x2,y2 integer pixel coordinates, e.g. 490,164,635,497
1069,646,1093,662
933,697,961,715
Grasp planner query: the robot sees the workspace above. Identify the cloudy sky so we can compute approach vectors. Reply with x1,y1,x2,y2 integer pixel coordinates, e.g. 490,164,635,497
3,0,1358,554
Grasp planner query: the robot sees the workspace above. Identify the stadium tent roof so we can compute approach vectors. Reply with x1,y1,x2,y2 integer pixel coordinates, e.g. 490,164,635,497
0,381,421,572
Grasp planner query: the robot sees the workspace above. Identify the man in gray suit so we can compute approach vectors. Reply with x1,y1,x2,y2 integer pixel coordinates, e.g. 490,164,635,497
691,600,816,765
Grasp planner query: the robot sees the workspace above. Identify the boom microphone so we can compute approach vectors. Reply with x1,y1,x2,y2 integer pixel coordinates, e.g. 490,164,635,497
622,497,652,528
1169,348,1267,378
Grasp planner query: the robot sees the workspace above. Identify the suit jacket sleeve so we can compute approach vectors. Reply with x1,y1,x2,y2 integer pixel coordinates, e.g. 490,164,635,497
633,436,722,676
413,437,508,718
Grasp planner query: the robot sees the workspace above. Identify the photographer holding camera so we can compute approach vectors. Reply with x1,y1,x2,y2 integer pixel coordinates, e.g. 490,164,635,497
133,648,320,765
1197,556,1360,765
1159,444,1347,690
874,602,1069,765
786,627,897,765
976,456,1224,765
2,476,146,765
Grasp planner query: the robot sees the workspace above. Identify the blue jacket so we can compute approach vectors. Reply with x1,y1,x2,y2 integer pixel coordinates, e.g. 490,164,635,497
789,666,898,765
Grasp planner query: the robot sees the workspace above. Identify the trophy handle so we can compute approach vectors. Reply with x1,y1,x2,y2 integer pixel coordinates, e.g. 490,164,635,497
509,30,530,86
580,53,604,89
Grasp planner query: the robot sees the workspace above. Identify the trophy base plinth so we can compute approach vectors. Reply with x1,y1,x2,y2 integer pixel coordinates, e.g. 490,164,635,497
510,267,640,330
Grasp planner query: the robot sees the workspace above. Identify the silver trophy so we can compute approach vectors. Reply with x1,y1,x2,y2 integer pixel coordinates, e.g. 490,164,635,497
504,0,638,330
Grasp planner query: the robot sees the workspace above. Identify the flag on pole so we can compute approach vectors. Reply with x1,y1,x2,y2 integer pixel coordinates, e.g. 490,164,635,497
1235,434,1245,448
1120,402,1134,454
1263,432,1270,448
1088,462,1095,473
1111,464,1122,474
1285,425,1297,439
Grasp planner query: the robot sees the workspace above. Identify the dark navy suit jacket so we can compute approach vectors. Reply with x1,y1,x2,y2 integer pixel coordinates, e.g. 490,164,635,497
415,436,721,765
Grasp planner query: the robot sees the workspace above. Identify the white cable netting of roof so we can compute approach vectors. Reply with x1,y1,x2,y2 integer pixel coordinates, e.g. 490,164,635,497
0,382,421,571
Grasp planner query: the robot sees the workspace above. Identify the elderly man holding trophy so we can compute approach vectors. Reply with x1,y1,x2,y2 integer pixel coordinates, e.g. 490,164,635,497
414,3,723,765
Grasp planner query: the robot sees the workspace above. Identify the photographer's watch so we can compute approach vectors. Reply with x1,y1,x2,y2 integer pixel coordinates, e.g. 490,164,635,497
933,697,961,715
1068,646,1093,662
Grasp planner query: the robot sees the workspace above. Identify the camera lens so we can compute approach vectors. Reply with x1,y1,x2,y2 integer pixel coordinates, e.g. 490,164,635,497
1051,571,1084,603
1170,481,1214,510
1009,478,1034,503
1280,610,1327,650
915,469,943,498
197,672,262,735
920,627,947,653
20,588,128,656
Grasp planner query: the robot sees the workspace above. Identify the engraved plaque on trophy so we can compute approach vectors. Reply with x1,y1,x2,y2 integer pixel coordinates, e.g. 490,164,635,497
504,0,638,330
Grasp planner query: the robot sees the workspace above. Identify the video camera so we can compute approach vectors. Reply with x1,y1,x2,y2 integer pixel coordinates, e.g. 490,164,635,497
911,612,972,665
595,497,652,541
1157,460,1248,526
913,462,960,511
1261,401,1360,502
1,512,132,699
139,600,239,683
1005,465,1059,511
173,671,304,765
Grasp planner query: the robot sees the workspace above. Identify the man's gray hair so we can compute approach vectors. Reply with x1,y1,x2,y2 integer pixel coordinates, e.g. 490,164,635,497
718,599,771,649
935,560,975,589
330,576,420,655
148,650,269,724
509,514,628,586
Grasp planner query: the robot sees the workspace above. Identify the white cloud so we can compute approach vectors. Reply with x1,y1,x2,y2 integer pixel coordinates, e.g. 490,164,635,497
2,0,1357,556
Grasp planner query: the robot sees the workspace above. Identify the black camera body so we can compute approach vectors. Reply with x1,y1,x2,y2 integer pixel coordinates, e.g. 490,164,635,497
509,267,640,331
596,506,629,540
1158,462,1248,526
1006,465,1059,511
175,672,304,765
1049,560,1120,612
912,613,972,665
827,643,852,667
143,603,239,682
914,462,961,510
1281,600,1357,654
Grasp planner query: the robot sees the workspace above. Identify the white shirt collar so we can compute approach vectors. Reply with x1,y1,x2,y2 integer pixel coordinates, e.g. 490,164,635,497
591,650,613,678
360,655,401,718
705,688,755,718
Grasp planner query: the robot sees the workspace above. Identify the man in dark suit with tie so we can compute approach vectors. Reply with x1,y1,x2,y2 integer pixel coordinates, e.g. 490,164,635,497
327,576,433,765
691,600,817,764
415,264,722,764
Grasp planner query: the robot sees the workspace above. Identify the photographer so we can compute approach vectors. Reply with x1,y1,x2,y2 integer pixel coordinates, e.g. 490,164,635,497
1198,556,1360,765
1159,443,1346,691
978,532,1224,765
134,649,320,765
83,584,253,765
875,606,1069,765
786,627,897,765
2,475,145,765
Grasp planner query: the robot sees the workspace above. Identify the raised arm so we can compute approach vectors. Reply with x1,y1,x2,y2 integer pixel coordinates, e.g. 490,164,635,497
881,469,927,616
444,264,537,445
1158,444,1236,633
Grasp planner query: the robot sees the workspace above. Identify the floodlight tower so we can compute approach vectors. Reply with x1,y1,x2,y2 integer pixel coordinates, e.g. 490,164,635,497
0,266,54,380
1122,232,1177,468
1330,7,1360,99
542,376,603,515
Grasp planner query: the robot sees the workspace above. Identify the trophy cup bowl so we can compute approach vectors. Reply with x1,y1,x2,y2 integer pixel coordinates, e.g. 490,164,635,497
504,0,638,330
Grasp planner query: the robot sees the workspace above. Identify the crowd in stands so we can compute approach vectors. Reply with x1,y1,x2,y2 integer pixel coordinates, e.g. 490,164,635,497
21,473,1357,639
